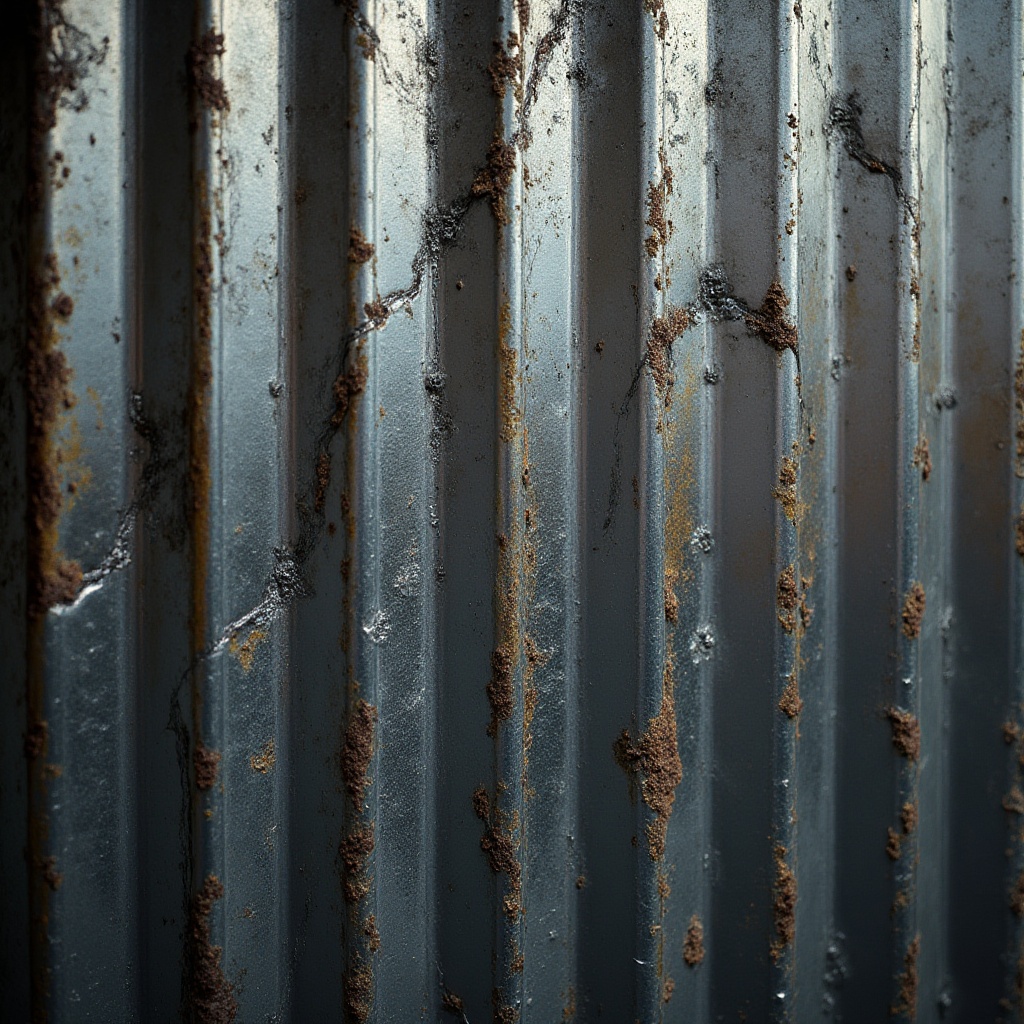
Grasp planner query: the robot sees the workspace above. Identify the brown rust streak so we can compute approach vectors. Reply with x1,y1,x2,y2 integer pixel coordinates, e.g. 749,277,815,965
770,844,797,963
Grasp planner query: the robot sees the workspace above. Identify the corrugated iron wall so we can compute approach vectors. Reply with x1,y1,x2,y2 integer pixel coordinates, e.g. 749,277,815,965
2,0,1023,1020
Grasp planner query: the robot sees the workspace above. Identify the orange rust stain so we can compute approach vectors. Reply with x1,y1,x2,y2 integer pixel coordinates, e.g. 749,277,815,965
249,739,276,774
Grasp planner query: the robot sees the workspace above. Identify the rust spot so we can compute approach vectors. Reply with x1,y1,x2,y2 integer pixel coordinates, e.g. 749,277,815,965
472,786,491,823
344,959,373,1024
891,936,920,1020
662,977,675,1003
510,951,524,973
25,720,48,760
332,354,369,426
777,564,797,633
249,739,275,774
770,844,796,962
887,708,921,761
471,136,516,225
887,827,902,861
901,802,918,834
912,436,931,481
194,743,221,791
745,279,798,355
614,693,682,861
1015,328,1024,477
562,984,576,1021
1006,721,1021,744
314,450,331,513
1016,511,1024,560
52,292,73,317
341,698,377,810
575,874,586,890
488,33,522,99
683,914,705,966
901,582,926,640
348,227,374,265
516,0,531,30
1011,873,1024,917
480,824,522,917
647,306,690,396
188,30,229,113
339,824,375,904
1004,787,1024,815
190,874,237,1023
778,675,803,719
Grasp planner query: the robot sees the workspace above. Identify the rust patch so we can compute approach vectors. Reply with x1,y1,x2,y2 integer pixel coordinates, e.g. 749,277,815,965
340,824,375,904
901,802,918,834
887,827,902,861
188,30,229,113
363,914,380,953
643,0,669,39
1004,787,1024,815
662,977,675,1003
190,875,238,1023
473,789,522,919
332,354,369,426
27,252,82,617
777,564,797,633
901,582,926,640
348,227,374,265
1011,873,1024,917
647,307,690,396
562,985,576,1021
228,628,267,672
891,936,920,1020
498,310,521,443
770,845,796,962
664,567,679,624
344,959,373,1024
614,692,683,861
773,456,801,523
912,436,932,482
249,739,275,774
887,708,921,761
778,675,803,719
341,698,377,810
487,644,515,734
488,33,522,99
1016,511,1024,560
1015,328,1024,477
315,450,331,513
194,743,221,791
471,136,516,225
746,280,798,355
644,153,674,258
683,914,705,966
25,721,48,760
442,990,465,1016
516,0,531,29
41,856,63,891
363,295,389,324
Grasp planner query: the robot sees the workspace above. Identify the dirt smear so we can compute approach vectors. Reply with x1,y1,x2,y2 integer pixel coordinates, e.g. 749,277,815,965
188,30,229,114
901,582,926,639
189,875,238,1023
683,914,705,966
891,936,920,1020
341,698,377,810
194,743,221,791
887,708,921,761
614,691,683,860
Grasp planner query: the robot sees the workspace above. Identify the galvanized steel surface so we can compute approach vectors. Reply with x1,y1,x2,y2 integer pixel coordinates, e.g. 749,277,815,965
1,0,1023,1021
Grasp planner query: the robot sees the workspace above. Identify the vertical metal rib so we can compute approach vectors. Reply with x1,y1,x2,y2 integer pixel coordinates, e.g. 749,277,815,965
517,2,581,1018
657,3,714,1021
26,2,138,1017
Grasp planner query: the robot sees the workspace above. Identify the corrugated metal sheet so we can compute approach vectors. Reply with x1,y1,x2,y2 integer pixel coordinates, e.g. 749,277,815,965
2,0,1023,1020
